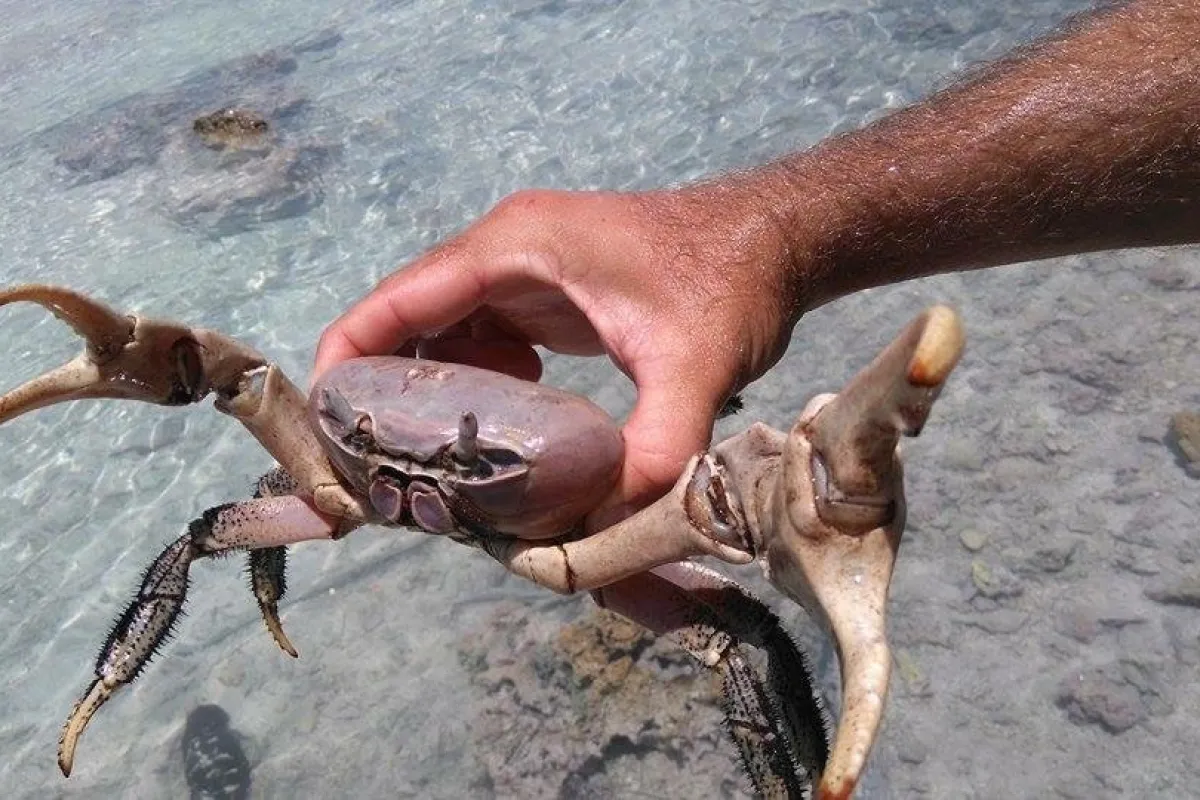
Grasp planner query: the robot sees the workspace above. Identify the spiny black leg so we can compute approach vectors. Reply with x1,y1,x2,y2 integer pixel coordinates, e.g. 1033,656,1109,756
60,490,305,776
717,392,744,418
253,467,299,498
59,535,200,776
249,547,295,657
698,583,830,792
248,467,300,656
611,565,830,798
671,620,818,799
762,626,831,787
720,648,811,799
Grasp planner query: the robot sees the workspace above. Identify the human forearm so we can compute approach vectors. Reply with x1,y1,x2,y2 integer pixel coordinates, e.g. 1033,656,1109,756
752,0,1199,313
316,1,1197,514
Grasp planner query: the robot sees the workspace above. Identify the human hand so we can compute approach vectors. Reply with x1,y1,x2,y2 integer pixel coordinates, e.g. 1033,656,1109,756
314,183,805,527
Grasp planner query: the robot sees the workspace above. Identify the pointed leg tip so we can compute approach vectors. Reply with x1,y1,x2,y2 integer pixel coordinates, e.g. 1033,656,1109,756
57,679,112,779
271,624,300,658
262,606,299,658
270,620,300,658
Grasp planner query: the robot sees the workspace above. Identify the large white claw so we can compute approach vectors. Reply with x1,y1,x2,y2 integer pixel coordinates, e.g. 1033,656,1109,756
750,306,965,798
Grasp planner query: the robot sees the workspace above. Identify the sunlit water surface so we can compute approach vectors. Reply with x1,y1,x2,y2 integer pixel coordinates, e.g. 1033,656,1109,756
3,1,1197,798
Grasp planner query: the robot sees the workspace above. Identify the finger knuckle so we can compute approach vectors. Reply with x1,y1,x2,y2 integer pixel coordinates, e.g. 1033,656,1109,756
493,188,565,223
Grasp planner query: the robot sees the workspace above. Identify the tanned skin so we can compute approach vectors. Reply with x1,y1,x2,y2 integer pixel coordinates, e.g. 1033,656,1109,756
315,0,1199,525
768,0,1200,309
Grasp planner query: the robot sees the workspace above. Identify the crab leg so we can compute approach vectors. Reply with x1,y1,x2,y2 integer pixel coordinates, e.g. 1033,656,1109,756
0,285,370,523
595,562,829,798
248,467,333,657
490,451,756,592
57,491,342,777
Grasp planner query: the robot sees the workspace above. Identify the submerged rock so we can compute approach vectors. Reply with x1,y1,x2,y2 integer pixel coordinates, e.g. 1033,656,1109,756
1054,664,1147,735
1168,411,1200,476
459,603,755,799
40,32,342,237
192,108,271,149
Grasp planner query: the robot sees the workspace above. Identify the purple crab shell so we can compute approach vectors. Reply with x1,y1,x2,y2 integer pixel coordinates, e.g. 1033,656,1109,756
310,357,624,538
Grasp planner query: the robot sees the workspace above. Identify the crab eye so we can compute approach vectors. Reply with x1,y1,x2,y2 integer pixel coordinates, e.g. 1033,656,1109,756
318,388,376,449
452,412,479,465
453,446,523,480
319,388,359,433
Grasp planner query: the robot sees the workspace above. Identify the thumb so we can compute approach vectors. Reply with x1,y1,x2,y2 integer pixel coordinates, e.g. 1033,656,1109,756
312,244,487,384
587,368,728,531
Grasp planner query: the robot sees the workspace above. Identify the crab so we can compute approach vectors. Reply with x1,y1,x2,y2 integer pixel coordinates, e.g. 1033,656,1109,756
0,284,964,799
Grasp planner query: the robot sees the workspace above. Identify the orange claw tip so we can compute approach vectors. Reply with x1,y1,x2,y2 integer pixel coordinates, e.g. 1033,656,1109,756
817,776,857,800
906,305,965,388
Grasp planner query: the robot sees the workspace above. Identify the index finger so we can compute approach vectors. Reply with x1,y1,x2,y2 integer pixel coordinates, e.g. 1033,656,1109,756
312,244,486,381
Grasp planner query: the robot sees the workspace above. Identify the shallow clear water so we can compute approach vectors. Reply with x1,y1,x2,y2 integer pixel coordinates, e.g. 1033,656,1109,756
2,1,1197,798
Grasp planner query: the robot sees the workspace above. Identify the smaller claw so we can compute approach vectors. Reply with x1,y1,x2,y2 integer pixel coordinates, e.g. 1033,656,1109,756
0,285,266,424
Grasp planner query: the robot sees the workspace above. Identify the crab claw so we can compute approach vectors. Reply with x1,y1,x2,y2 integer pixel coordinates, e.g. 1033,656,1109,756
804,305,965,532
0,284,265,423
760,306,964,799
0,284,371,523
